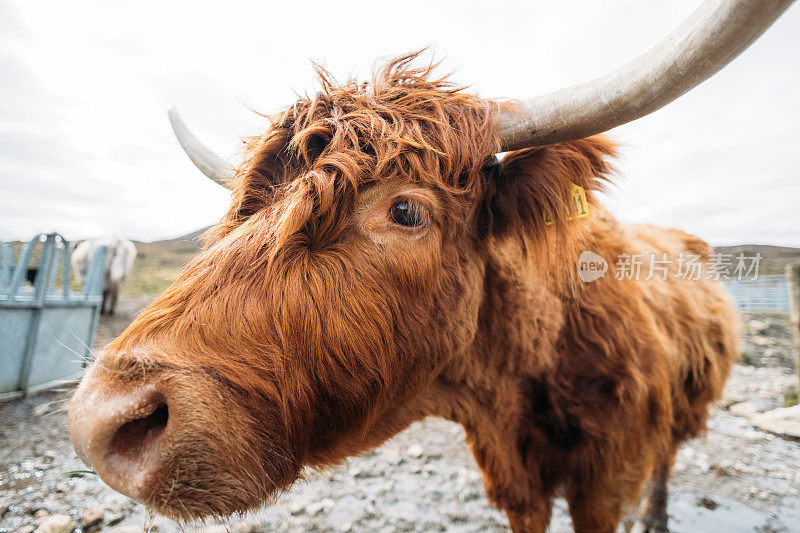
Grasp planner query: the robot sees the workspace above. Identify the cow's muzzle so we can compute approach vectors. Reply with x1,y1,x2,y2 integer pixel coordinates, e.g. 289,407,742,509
68,377,172,504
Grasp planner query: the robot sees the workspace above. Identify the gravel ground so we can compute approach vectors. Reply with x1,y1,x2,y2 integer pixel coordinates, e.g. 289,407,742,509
1,301,798,533
739,315,797,371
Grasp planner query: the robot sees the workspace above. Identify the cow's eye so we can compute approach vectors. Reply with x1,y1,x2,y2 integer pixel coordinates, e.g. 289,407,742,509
390,199,425,228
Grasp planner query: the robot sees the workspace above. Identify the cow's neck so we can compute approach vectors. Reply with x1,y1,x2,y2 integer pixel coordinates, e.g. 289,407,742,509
418,237,570,511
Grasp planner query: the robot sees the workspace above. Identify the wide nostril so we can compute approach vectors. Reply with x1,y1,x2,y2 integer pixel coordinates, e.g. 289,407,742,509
68,385,173,503
109,401,169,461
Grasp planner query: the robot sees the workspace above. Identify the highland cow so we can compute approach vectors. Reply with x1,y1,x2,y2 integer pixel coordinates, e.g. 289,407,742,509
72,235,137,315
68,1,791,531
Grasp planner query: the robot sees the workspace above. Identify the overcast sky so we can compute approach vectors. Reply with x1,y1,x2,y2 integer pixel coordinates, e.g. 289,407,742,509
0,1,797,246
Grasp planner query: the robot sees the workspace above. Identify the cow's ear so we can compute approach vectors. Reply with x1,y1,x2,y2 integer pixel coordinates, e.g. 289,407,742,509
477,136,617,239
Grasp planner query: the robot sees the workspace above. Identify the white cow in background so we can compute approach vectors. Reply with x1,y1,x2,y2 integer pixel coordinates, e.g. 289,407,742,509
71,235,137,315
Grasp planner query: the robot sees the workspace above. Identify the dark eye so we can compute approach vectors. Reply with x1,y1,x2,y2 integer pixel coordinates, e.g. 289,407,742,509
390,199,425,228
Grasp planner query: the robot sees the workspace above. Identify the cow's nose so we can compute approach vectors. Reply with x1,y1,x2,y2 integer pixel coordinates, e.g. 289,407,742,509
68,384,170,502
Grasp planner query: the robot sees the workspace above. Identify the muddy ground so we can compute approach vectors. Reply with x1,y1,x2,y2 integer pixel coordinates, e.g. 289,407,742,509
1,298,798,532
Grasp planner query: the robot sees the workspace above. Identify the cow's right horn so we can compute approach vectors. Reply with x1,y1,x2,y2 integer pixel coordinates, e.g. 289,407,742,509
167,107,234,189
494,0,794,151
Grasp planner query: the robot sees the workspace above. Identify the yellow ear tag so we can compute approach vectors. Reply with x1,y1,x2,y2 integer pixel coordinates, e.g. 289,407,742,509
544,183,589,226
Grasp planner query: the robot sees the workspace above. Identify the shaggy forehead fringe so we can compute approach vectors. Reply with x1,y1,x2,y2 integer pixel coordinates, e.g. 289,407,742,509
295,51,500,187
209,51,501,244
292,51,501,190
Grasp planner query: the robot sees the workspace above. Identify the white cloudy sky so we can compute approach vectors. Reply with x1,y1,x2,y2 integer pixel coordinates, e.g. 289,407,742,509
0,1,797,246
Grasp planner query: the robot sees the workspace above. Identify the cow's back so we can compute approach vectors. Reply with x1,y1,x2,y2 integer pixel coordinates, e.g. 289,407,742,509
71,235,137,287
616,223,739,440
107,239,137,283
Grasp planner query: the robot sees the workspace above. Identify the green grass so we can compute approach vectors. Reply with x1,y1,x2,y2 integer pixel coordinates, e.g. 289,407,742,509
63,469,97,477
784,384,799,408
121,239,202,296
122,258,187,296
122,250,198,296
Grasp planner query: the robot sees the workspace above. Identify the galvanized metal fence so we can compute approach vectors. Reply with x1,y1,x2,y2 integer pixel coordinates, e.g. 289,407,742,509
0,233,107,400
720,274,791,315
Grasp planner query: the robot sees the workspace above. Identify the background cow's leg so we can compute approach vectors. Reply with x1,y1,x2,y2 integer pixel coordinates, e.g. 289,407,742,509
566,481,626,533
630,459,672,533
101,288,110,315
462,423,553,533
506,504,552,533
108,287,118,315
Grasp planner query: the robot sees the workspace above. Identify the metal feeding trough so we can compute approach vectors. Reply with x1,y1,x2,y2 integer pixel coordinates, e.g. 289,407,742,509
0,233,107,400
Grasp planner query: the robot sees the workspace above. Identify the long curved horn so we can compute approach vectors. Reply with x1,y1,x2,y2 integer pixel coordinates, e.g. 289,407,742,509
167,107,235,188
495,0,794,151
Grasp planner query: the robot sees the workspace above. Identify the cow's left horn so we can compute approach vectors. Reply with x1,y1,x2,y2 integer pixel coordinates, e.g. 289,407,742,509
494,0,794,151
167,107,234,188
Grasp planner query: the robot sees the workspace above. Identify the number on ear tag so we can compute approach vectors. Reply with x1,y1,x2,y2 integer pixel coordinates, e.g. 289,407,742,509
543,183,589,226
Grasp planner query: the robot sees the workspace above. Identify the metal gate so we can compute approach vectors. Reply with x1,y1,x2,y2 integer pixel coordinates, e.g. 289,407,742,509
721,274,791,315
0,233,106,400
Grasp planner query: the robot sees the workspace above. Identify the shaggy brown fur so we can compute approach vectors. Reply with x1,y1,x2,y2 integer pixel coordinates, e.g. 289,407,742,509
69,53,738,532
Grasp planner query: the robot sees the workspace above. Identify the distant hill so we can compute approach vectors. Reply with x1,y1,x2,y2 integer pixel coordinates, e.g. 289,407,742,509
134,226,210,254
124,228,210,296
714,245,800,276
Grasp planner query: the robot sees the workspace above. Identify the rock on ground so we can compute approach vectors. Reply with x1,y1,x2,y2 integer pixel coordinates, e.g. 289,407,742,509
33,514,75,533
80,507,104,530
